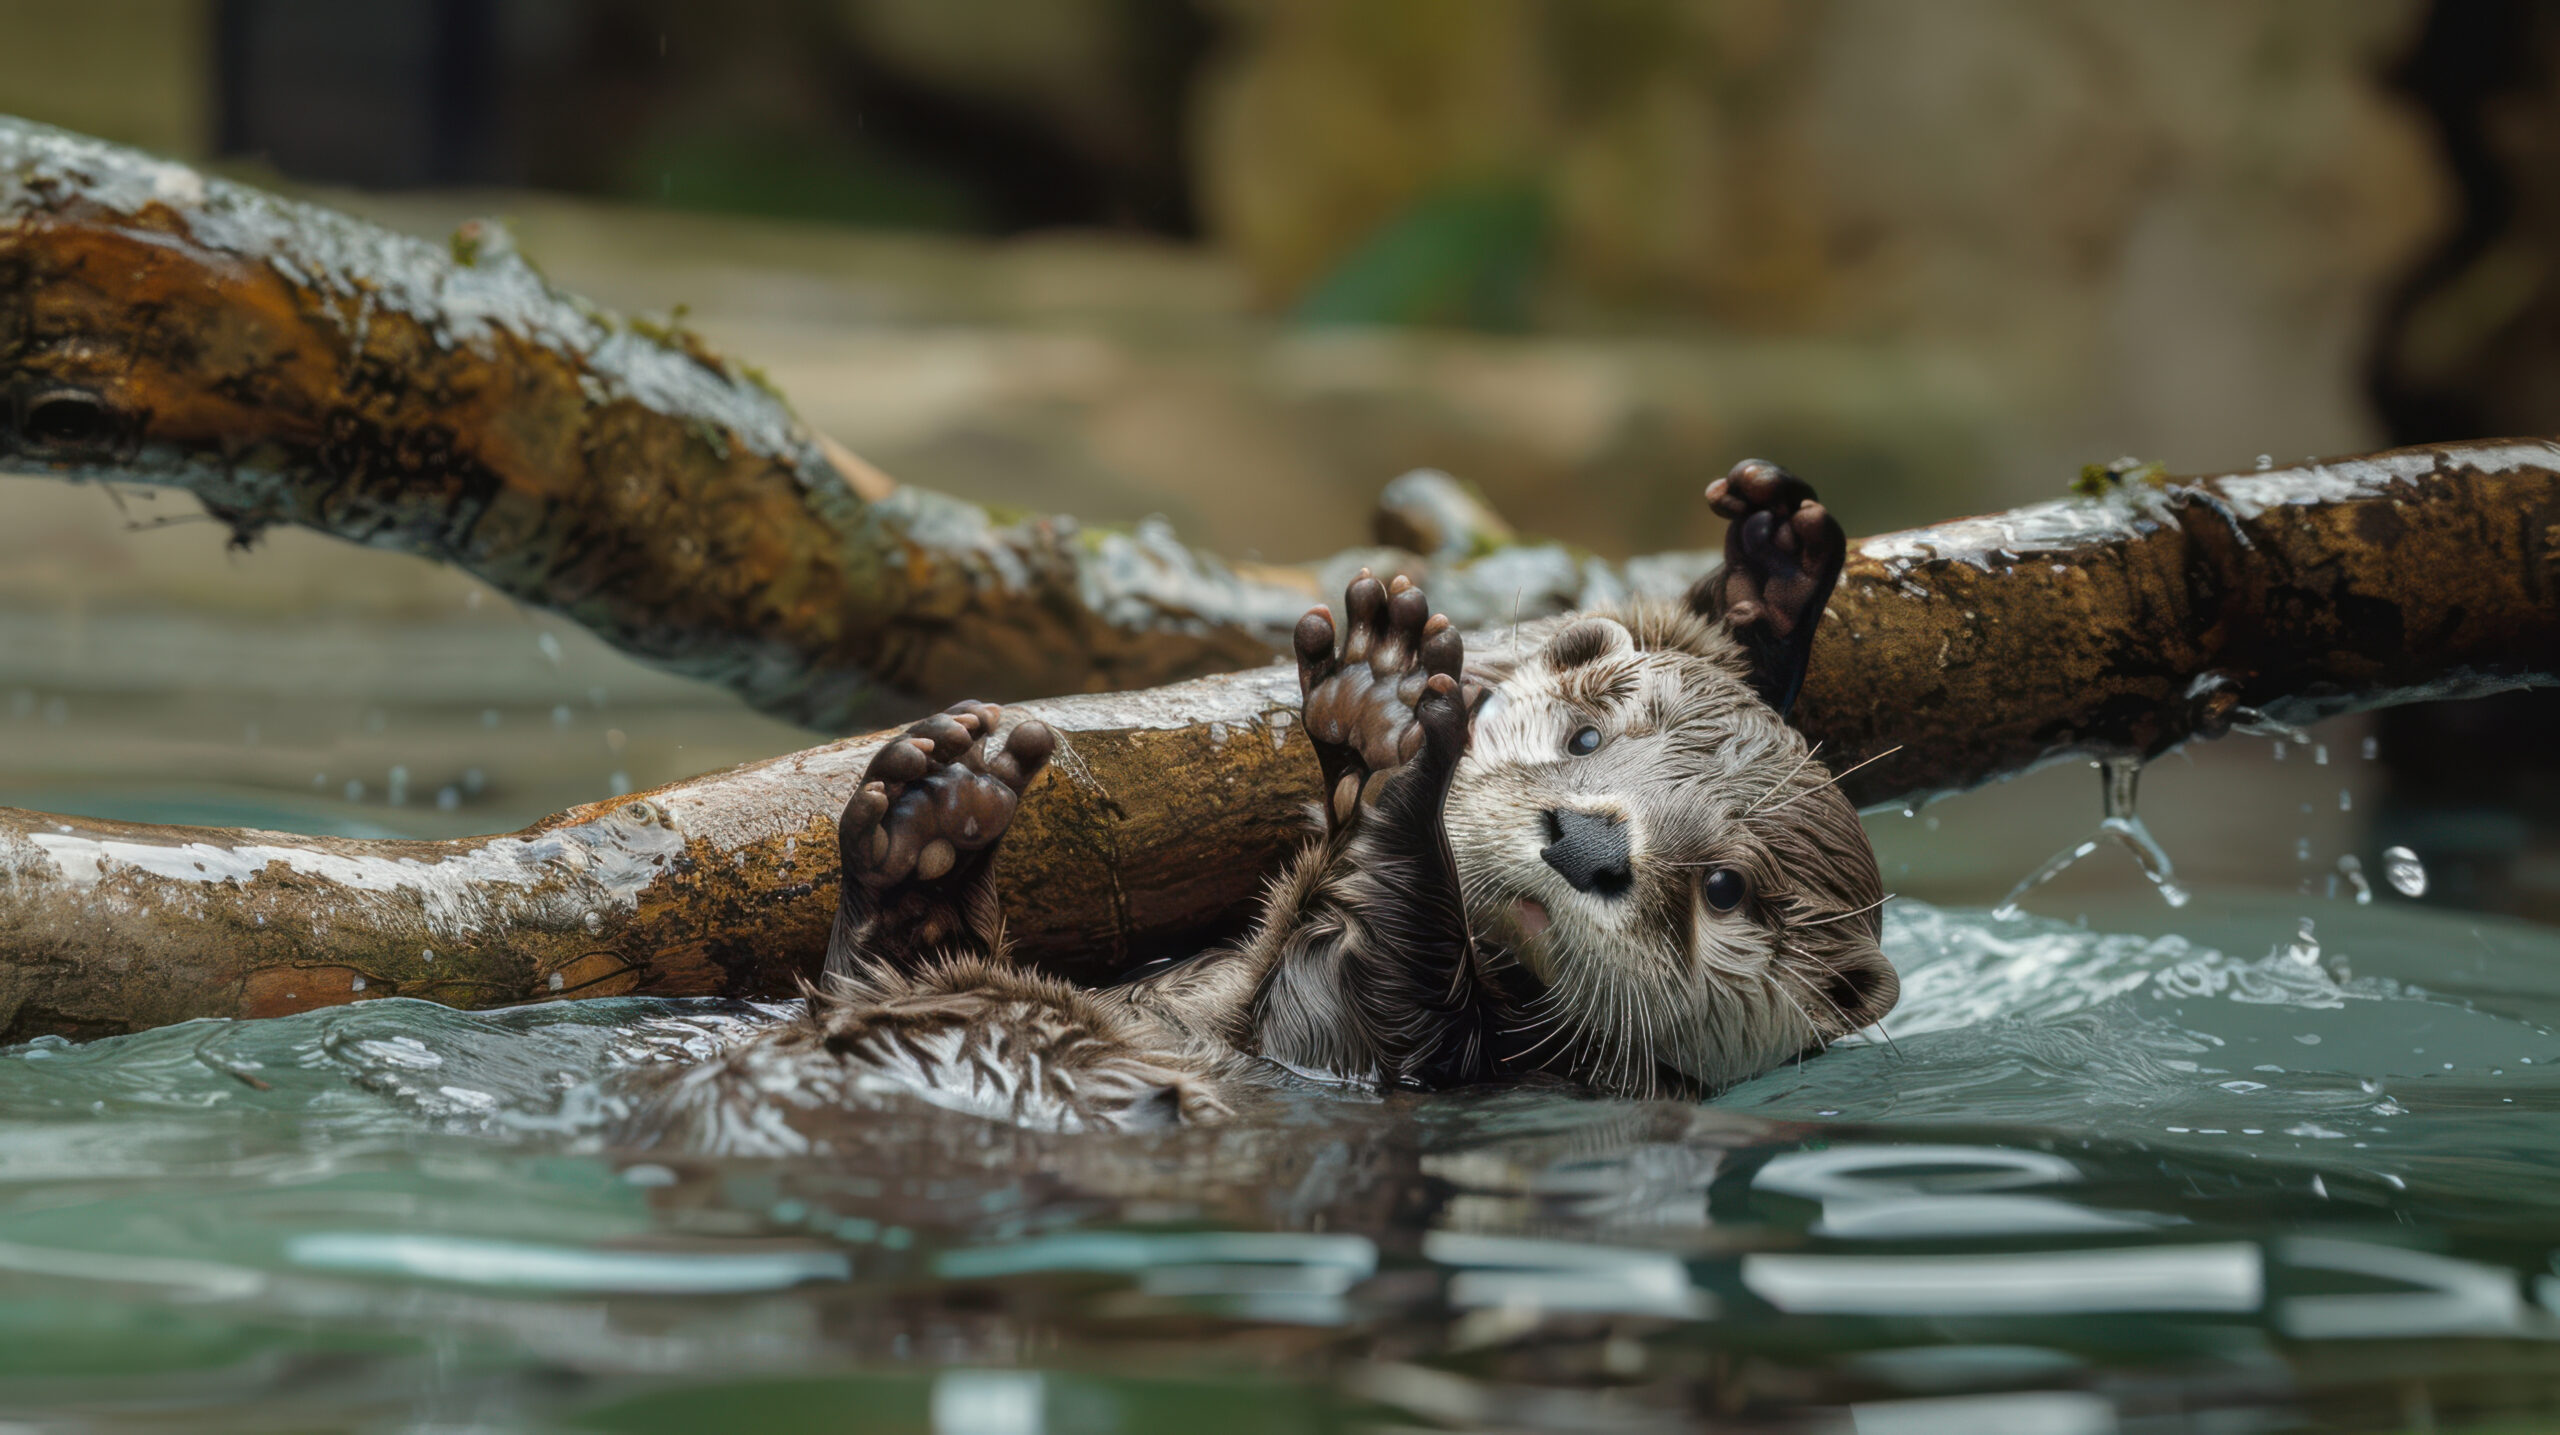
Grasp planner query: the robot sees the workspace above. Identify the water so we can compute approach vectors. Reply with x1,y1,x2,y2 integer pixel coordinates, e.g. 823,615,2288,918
0,894,2556,1430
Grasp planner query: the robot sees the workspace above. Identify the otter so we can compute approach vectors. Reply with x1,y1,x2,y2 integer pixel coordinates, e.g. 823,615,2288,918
632,462,1896,1140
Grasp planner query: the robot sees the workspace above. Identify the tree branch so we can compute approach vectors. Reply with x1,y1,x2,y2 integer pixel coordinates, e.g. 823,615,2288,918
0,440,2548,1039
0,118,1666,727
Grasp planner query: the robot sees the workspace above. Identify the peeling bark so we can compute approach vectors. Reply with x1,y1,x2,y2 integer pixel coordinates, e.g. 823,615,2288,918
0,439,2549,1038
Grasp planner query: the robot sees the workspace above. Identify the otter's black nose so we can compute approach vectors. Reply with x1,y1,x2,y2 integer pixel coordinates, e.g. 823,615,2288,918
1540,809,1632,897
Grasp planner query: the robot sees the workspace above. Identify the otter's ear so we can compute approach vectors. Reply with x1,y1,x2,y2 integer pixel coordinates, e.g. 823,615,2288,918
1543,617,1634,671
1816,944,1899,1037
1682,459,1845,717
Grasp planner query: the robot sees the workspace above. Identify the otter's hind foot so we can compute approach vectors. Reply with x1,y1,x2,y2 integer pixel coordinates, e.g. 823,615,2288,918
832,702,1054,968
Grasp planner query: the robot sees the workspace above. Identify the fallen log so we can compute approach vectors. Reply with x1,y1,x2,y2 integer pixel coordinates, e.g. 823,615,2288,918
0,439,2549,1039
0,116,1668,727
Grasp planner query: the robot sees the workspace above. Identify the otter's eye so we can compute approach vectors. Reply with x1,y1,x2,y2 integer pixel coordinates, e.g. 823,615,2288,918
1703,868,1747,912
1566,726,1602,757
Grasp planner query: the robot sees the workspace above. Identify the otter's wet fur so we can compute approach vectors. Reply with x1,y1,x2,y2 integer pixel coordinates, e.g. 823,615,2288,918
623,462,1897,1145
1444,598,1897,1095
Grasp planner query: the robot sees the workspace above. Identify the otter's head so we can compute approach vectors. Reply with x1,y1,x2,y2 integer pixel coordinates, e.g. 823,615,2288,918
1445,600,1897,1096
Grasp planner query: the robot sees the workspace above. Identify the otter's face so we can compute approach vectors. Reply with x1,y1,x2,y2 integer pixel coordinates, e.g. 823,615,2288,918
1444,614,1898,1095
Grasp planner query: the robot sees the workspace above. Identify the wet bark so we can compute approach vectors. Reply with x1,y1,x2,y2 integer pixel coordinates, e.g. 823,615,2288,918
0,118,1319,728
0,121,2551,1036
0,438,2549,1039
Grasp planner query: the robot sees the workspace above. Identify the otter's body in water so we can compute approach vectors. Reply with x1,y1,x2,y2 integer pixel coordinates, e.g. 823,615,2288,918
633,464,1897,1143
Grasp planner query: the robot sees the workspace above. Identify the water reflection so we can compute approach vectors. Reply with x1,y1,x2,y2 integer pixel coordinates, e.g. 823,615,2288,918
0,896,2555,1428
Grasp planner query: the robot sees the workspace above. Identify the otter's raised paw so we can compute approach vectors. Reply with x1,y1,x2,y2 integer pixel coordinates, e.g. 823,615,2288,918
1702,458,1847,715
840,701,1055,893
1295,570,1465,828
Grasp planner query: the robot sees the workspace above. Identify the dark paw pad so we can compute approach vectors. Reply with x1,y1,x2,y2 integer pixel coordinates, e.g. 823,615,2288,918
1699,459,1847,715
841,702,1055,890
1708,459,1841,644
1296,570,1468,824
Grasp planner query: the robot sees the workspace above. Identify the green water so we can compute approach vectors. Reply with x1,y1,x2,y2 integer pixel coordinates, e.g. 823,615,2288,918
2,890,2557,1432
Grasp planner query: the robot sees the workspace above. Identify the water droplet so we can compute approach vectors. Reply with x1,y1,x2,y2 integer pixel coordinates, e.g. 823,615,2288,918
2384,846,2427,898
2336,854,2372,905
2296,1033,2322,1045
551,704,573,729
2338,788,2352,813
2284,918,2319,965
387,766,409,807
2362,735,2379,761
2255,454,2273,470
2272,741,2286,762
2295,837,2312,862
547,971,566,991
343,779,365,803
349,975,366,992
581,910,603,934
2313,744,2328,765
436,785,460,812
421,949,435,963
537,632,563,666
609,771,632,797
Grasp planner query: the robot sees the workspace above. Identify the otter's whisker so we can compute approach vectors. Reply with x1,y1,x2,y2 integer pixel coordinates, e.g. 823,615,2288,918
1749,744,1905,820
1743,740,1825,816
1784,892,1897,929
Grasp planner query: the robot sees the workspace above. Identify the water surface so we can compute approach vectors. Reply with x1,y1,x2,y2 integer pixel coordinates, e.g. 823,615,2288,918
1,893,2554,1431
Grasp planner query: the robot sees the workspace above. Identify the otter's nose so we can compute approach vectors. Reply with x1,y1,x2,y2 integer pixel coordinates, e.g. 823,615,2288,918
1540,809,1633,896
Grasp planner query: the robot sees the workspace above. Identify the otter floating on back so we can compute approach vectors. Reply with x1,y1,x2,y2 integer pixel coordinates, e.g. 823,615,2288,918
631,462,1897,1143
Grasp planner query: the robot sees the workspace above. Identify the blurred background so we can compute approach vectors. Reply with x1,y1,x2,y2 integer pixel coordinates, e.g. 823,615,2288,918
0,0,2548,926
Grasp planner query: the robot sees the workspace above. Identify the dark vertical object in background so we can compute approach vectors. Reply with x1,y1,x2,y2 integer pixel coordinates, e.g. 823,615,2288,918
214,0,490,187
424,0,497,186
2371,0,2560,922
2372,0,2538,443
211,0,1212,237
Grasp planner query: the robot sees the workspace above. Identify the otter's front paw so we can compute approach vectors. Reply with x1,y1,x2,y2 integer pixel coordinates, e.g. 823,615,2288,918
1703,458,1847,715
840,701,1056,893
1294,570,1465,829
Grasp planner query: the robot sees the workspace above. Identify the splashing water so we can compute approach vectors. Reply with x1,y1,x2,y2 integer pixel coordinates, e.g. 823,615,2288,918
1994,757,2190,918
0,895,2552,1427
2385,844,2429,898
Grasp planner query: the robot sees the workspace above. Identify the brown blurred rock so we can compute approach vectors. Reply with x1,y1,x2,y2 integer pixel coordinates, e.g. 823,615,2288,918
1199,0,2450,499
